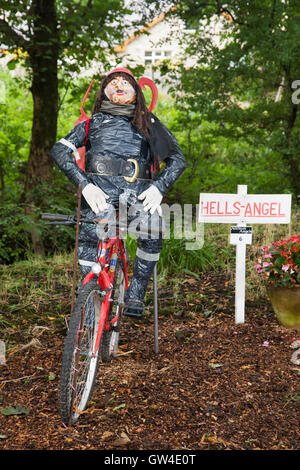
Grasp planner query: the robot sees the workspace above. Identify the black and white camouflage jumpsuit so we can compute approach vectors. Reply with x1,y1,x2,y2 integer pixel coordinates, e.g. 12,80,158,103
50,111,186,305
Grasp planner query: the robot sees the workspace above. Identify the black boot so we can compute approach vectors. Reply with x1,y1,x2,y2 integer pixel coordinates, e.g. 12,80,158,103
123,251,158,318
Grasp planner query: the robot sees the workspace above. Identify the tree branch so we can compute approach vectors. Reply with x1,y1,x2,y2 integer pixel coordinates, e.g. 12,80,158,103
218,6,245,26
58,0,93,47
0,18,29,50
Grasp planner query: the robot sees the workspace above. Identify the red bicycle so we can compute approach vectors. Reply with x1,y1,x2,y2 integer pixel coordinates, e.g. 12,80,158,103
42,210,128,426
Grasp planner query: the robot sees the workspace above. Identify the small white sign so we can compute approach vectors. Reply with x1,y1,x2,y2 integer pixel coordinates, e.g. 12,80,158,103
199,193,291,224
230,226,252,245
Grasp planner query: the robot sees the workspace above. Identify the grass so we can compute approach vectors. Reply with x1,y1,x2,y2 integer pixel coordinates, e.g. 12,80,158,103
0,252,76,349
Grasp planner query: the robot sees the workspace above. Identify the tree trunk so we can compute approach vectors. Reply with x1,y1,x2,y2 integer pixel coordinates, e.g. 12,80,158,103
24,0,59,255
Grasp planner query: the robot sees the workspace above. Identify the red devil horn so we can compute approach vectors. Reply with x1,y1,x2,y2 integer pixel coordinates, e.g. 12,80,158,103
138,76,158,112
74,78,95,125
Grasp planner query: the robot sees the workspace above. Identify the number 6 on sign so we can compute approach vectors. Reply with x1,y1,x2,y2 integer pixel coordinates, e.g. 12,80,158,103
230,226,252,245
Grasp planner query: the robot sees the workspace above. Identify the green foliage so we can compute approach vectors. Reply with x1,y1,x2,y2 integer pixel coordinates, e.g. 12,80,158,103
126,221,234,278
164,0,300,199
0,70,89,264
153,92,291,206
0,68,32,201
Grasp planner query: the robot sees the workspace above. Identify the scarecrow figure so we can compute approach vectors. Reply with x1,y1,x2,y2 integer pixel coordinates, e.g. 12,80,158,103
50,67,186,317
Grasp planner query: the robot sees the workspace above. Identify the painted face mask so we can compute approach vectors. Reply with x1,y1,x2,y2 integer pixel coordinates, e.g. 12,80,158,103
104,75,136,104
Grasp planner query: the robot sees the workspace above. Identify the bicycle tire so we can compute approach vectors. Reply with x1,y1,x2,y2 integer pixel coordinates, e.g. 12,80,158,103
59,280,105,425
101,250,127,362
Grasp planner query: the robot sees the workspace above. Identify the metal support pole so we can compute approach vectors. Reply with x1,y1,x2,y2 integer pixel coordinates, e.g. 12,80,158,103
70,184,82,316
153,263,159,354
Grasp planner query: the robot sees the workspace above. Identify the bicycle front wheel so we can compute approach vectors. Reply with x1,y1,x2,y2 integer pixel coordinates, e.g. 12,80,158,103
59,280,105,425
101,257,126,362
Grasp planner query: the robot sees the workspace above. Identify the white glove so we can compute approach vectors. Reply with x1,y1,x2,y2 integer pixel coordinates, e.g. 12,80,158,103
82,183,109,214
138,184,163,216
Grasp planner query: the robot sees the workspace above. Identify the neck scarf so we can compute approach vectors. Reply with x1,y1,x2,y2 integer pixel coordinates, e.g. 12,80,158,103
99,100,135,117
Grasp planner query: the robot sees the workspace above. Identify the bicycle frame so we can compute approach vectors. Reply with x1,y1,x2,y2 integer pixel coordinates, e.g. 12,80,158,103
42,209,130,360
82,233,128,358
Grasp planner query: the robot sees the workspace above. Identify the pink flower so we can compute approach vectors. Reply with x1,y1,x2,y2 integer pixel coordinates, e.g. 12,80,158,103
282,264,289,272
263,254,272,258
263,262,272,267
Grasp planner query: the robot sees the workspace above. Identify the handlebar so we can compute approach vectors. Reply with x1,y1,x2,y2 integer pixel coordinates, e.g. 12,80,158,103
41,212,164,236
41,213,104,225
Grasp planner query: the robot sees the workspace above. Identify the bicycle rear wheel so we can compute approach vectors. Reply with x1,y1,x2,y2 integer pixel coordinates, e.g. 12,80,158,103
59,280,105,425
101,256,126,362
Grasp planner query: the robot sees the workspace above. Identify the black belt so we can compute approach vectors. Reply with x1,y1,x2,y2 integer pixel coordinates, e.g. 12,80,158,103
86,155,152,183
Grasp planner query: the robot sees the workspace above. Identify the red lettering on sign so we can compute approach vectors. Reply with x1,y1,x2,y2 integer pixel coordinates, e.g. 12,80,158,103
201,201,209,214
244,203,252,217
217,202,224,215
262,202,269,216
233,201,241,215
278,203,286,217
225,201,232,215
210,201,216,214
200,198,288,219
253,202,261,216
270,202,277,216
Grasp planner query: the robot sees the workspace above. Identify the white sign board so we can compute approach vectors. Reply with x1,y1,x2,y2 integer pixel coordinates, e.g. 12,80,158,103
199,193,291,224
198,186,292,324
230,226,252,245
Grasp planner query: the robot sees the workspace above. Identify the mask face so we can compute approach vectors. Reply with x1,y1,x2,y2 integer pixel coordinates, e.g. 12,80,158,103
104,75,136,104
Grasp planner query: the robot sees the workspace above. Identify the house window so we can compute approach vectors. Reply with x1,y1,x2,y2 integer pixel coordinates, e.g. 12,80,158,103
164,51,171,57
155,51,161,56
145,51,152,57
145,60,152,66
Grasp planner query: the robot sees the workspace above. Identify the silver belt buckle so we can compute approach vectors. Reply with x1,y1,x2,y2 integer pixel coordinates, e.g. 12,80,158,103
96,162,106,174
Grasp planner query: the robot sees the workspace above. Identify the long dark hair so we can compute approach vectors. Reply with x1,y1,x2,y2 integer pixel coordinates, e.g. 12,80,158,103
92,72,152,141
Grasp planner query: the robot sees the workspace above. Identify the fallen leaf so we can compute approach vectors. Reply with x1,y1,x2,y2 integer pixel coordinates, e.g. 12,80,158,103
113,403,126,411
209,363,223,369
102,431,114,441
113,432,131,446
1,404,30,416
47,372,55,381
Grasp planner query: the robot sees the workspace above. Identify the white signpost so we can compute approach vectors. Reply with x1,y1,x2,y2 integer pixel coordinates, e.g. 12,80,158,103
199,185,292,324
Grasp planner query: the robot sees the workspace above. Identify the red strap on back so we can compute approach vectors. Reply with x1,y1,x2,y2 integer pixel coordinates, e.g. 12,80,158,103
84,117,90,146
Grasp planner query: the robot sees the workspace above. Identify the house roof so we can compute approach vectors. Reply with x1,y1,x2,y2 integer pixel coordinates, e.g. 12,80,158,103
114,7,232,53
114,9,172,53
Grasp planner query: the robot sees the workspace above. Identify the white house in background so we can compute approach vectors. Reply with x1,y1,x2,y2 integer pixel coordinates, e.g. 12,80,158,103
114,11,185,79
111,11,229,92
81,10,188,87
